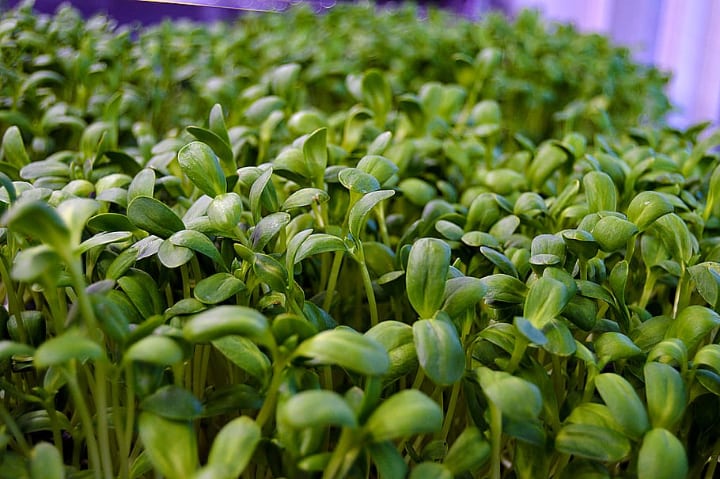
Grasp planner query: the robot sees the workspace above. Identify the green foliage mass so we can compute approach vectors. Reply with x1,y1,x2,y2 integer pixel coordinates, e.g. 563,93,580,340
1,2,718,479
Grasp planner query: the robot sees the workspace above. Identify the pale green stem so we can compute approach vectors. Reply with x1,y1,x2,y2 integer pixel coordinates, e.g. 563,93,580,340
322,251,345,313
489,401,503,479
0,402,30,454
64,367,103,479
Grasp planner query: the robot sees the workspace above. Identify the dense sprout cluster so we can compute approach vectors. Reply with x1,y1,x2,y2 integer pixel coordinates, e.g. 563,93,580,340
1,2,719,479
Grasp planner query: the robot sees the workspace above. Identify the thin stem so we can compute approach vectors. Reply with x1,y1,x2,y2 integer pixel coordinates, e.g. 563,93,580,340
358,260,379,328
322,251,344,313
64,366,103,479
672,266,687,319
123,365,137,467
441,381,461,441
506,336,528,375
0,402,30,454
322,428,363,479
94,360,114,479
255,359,286,431
111,370,129,479
489,401,503,479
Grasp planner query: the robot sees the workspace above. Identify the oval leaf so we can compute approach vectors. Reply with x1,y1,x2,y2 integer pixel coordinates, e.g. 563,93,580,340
293,328,389,376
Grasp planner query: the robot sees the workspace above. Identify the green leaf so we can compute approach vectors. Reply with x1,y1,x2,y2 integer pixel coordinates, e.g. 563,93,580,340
694,344,720,374
644,362,686,429
124,336,184,366
476,367,542,421
652,213,697,264
303,127,327,186
441,276,488,319
481,274,528,305
583,171,616,213
252,253,289,291
627,191,674,231
158,239,194,268
364,389,442,441
11,245,62,283
413,316,465,386
34,331,104,368
555,424,630,462
689,262,720,309
169,230,226,271
406,238,451,318
138,412,198,479
365,321,417,381
367,441,408,479
186,127,234,172
193,273,245,304
362,69,392,125
127,168,156,203
595,373,649,439
443,427,491,475
77,231,132,254
357,154,398,185
250,212,290,251
594,332,642,367
668,305,720,354
2,126,30,168
282,188,329,211
348,189,395,238
0,340,34,361
117,270,164,317
128,196,185,239
30,442,64,479
591,216,637,252
523,277,571,329
212,336,270,386
183,306,270,345
294,233,347,264
541,319,576,356
207,193,243,231
178,141,227,197
207,417,261,478
338,167,380,194
248,168,277,224
293,328,389,376
637,429,688,479
141,386,203,421
399,178,436,206
4,200,70,252
409,463,453,479
280,390,357,429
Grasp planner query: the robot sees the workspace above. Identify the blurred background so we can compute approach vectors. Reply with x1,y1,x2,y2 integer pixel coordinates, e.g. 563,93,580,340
2,0,719,129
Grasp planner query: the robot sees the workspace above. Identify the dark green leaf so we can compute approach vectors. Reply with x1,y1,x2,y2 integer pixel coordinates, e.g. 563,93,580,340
141,386,202,420
406,238,450,318
413,316,465,386
193,273,245,304
212,336,270,385
644,362,686,429
555,424,630,462
128,196,184,239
